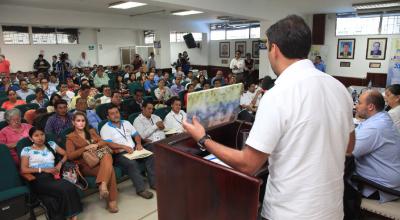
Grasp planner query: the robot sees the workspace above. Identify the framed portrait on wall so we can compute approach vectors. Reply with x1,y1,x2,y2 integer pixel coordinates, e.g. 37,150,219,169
235,41,246,57
219,42,230,58
366,38,387,60
337,38,355,59
252,41,259,58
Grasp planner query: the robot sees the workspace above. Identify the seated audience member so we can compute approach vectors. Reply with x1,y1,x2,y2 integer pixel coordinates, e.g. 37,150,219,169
211,70,226,86
135,66,146,80
69,84,93,110
32,108,50,131
123,65,131,79
1,90,26,110
154,79,172,103
20,127,82,220
45,99,72,135
133,101,166,143
100,104,155,199
115,75,128,93
66,112,118,213
126,72,136,84
199,75,206,86
385,84,400,132
66,77,80,91
203,81,211,90
184,71,194,84
0,76,19,91
0,108,32,165
122,89,143,118
75,98,101,131
47,93,62,113
192,77,201,90
154,70,162,84
94,66,110,88
348,90,400,212
48,72,59,89
37,72,46,82
16,79,34,101
184,84,195,108
27,74,39,90
144,72,157,95
314,56,326,73
174,66,184,79
40,78,57,99
170,76,184,96
97,91,123,120
31,88,47,108
80,78,90,87
9,72,19,85
240,83,262,114
99,85,112,104
228,75,237,85
58,83,75,103
213,79,222,88
70,67,81,85
164,97,186,133
162,72,171,87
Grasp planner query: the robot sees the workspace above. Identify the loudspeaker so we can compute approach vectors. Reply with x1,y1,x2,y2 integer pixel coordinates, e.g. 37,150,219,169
183,33,197,48
312,14,326,45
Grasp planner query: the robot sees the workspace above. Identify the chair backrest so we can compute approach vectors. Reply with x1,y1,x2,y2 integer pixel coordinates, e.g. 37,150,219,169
128,112,141,124
98,119,109,132
94,93,103,99
0,97,9,107
0,121,8,130
143,96,153,103
26,94,36,103
154,107,171,120
128,82,143,95
178,90,186,103
0,144,22,191
58,127,75,149
15,103,40,116
96,103,110,120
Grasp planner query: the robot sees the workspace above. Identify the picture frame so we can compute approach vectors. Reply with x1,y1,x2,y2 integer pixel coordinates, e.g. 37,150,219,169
252,41,259,58
235,41,246,58
340,62,351,67
369,62,381,68
337,38,355,59
221,59,229,64
219,42,230,58
366,38,387,60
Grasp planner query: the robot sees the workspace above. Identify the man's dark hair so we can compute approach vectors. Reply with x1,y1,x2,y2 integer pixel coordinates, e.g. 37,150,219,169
111,90,121,98
106,103,119,116
54,99,68,108
213,79,221,84
387,84,400,96
80,84,91,91
39,78,49,83
35,87,44,95
169,96,181,105
366,90,385,112
316,55,322,60
142,100,153,108
38,54,44,58
266,15,311,59
134,89,144,95
19,79,27,85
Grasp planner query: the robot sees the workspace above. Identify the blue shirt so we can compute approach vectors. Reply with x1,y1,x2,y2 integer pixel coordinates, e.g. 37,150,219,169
353,111,400,202
144,80,156,93
314,62,326,73
86,109,102,132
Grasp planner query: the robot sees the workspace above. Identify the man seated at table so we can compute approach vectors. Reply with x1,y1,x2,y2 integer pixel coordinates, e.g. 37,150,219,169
100,104,155,199
133,100,166,143
349,90,400,205
164,97,186,133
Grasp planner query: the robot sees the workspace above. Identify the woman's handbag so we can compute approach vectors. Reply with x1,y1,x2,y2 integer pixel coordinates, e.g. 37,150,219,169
62,161,88,190
82,146,112,168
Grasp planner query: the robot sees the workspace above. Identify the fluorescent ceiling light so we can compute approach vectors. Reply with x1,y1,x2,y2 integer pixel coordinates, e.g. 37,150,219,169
353,1,400,10
109,1,147,9
172,10,203,16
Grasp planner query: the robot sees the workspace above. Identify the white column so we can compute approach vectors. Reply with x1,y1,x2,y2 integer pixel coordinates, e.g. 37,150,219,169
259,20,275,79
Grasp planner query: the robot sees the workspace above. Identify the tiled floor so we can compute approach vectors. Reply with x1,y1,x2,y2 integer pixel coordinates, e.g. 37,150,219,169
37,180,158,220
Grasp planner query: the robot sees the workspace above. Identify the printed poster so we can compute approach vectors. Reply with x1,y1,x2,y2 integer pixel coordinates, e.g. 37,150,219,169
386,38,400,86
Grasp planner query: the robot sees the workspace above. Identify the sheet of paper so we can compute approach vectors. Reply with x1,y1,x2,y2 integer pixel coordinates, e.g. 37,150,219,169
123,149,153,160
203,154,232,168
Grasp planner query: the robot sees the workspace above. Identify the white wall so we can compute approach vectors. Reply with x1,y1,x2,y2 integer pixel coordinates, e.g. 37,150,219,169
209,39,260,68
324,14,391,78
0,4,209,71
170,33,209,66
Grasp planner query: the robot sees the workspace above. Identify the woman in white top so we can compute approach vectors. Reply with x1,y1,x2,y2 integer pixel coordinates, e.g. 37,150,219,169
164,97,187,133
154,79,172,103
385,84,400,132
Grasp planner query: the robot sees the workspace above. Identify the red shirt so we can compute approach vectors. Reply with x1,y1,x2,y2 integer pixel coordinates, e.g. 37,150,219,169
0,60,10,75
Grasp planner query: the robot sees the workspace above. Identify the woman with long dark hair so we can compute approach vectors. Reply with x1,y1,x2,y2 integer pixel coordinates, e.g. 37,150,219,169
66,111,118,213
20,127,82,220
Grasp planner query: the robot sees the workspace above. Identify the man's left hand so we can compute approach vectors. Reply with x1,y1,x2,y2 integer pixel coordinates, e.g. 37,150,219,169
136,144,143,151
182,116,206,142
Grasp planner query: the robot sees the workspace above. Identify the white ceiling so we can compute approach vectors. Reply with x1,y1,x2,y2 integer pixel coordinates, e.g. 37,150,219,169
0,0,393,23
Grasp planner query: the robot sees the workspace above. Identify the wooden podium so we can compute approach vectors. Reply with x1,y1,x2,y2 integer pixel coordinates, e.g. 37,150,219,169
153,121,264,220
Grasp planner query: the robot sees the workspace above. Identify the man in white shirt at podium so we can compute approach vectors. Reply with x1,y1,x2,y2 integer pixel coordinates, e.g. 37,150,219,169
183,15,354,220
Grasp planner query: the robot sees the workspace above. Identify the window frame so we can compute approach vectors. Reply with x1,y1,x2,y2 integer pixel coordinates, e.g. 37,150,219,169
336,13,400,36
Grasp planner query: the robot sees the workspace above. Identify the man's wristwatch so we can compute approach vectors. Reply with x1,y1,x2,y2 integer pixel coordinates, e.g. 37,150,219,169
197,134,211,151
